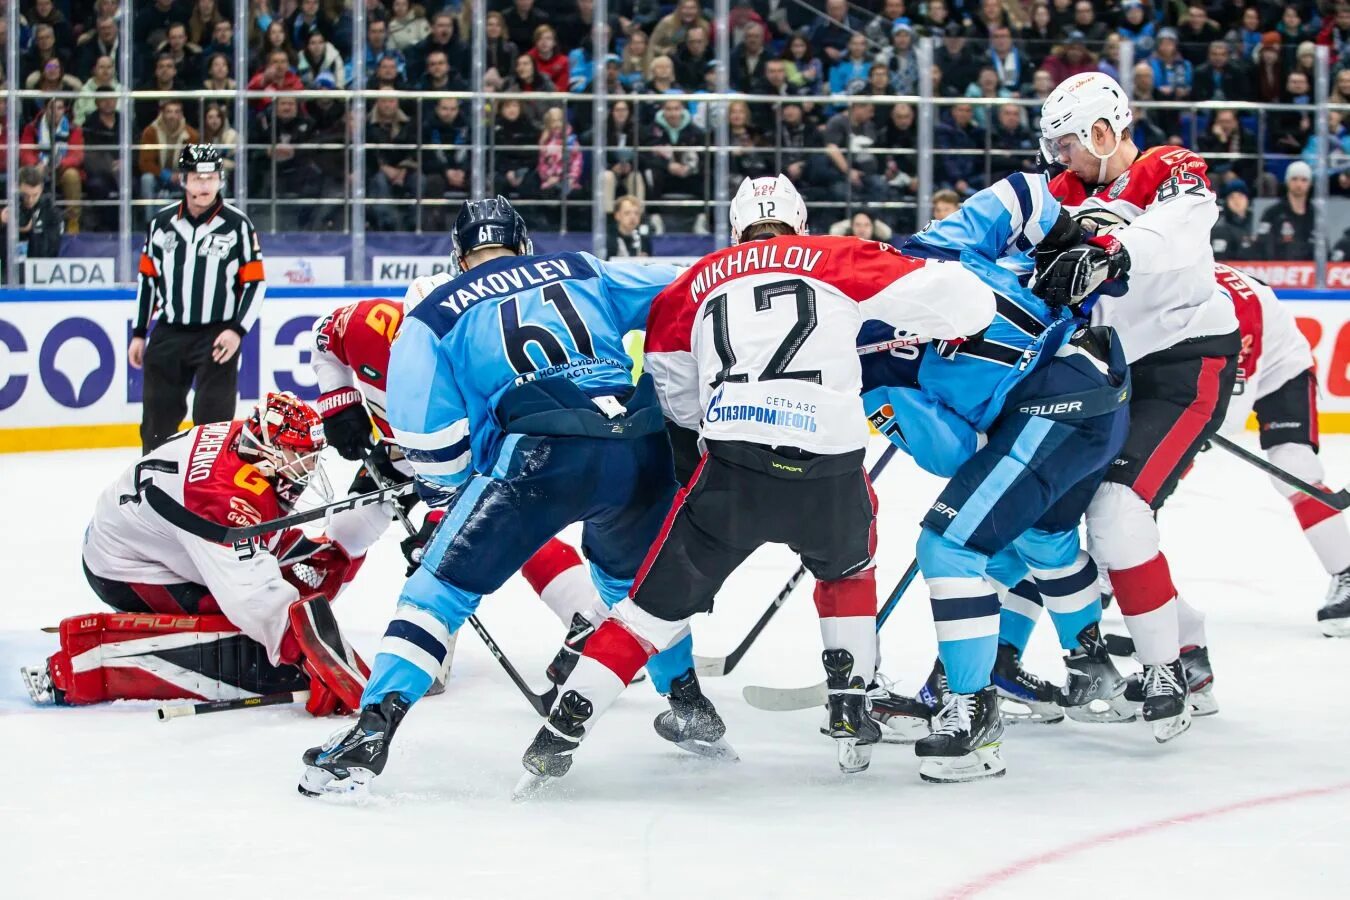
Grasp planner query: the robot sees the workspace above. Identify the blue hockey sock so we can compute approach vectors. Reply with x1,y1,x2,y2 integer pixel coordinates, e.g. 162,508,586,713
997,579,1044,655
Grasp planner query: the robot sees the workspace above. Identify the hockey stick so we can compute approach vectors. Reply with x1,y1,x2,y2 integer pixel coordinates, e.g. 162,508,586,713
1210,434,1350,511
741,557,919,712
693,442,900,678
361,447,552,717
137,480,415,544
157,691,310,721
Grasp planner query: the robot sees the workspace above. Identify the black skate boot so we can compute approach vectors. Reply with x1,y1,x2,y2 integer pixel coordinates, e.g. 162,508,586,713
516,689,594,798
1140,659,1192,743
915,685,1006,783
992,642,1064,724
866,676,932,744
653,668,737,761
1062,623,1135,724
916,657,948,715
1318,568,1350,638
823,650,883,773
545,613,596,686
298,693,409,797
1179,644,1218,716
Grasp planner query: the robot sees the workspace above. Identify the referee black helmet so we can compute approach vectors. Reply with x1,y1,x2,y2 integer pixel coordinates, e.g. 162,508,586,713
452,196,532,266
178,144,225,175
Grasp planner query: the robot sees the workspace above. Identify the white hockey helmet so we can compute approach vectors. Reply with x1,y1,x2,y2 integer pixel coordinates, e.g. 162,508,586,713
402,272,453,313
729,175,809,244
1039,72,1132,181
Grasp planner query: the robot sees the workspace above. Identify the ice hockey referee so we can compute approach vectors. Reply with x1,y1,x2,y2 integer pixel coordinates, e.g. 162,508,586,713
128,144,266,452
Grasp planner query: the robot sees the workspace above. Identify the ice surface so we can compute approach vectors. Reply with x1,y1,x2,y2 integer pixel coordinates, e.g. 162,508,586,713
4,437,1350,899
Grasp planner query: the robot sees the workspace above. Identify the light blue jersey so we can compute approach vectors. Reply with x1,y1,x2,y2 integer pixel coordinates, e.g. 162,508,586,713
387,252,681,500
910,171,1060,278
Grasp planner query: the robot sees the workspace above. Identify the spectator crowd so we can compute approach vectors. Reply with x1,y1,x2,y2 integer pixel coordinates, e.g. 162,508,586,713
4,0,1350,258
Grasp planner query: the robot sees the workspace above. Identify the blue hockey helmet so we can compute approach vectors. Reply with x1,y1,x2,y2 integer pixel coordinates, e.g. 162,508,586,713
451,196,532,271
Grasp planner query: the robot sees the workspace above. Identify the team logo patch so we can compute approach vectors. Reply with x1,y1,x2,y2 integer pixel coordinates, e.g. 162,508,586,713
867,404,895,430
160,233,179,254
229,496,262,525
1107,171,1130,199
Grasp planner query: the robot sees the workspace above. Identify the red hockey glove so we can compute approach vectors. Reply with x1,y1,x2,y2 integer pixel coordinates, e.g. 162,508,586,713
279,533,366,602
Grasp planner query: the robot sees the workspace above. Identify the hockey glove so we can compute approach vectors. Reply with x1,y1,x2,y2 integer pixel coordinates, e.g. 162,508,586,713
316,387,374,460
1038,207,1087,254
401,510,446,576
1032,235,1131,311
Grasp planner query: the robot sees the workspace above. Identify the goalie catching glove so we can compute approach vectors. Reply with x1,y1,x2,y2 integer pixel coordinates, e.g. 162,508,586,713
1032,234,1131,312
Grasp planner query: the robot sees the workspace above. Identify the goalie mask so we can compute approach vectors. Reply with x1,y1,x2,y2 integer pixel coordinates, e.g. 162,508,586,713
241,392,332,509
729,175,809,244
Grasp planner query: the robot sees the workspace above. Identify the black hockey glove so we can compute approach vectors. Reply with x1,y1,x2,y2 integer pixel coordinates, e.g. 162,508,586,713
1039,207,1087,254
1032,235,1131,311
401,510,445,576
315,387,375,461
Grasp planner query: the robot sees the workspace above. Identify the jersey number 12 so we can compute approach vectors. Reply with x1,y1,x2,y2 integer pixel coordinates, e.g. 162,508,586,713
704,278,822,388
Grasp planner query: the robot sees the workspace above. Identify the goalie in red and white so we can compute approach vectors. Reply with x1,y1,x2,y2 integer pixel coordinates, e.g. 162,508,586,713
20,393,370,716
1210,264,1350,636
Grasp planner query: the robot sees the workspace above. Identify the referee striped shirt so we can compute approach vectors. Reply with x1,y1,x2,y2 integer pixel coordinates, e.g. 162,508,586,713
133,197,266,338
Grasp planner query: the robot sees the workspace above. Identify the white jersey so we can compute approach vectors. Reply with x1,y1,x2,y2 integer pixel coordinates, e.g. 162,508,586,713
1049,146,1238,363
644,235,996,455
81,421,300,663
1214,264,1315,432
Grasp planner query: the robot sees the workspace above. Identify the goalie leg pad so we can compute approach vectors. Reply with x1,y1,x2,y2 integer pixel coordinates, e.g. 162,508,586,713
286,594,370,713
43,612,307,705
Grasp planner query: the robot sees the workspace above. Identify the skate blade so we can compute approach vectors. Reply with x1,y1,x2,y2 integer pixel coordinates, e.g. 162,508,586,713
19,666,55,705
1148,709,1193,744
836,738,873,774
1320,618,1350,638
1064,693,1137,725
918,743,1006,784
297,765,373,798
673,736,739,762
996,693,1064,725
1189,687,1219,717
512,770,558,801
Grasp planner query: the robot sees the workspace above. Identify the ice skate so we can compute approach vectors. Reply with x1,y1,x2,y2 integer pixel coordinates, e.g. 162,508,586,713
992,642,1064,724
1140,660,1192,743
1318,568,1350,637
1179,644,1218,716
823,649,882,773
917,657,948,714
866,675,932,743
652,668,737,762
298,694,409,797
1061,623,1135,724
20,664,62,705
915,686,1006,783
546,613,596,686
517,689,593,799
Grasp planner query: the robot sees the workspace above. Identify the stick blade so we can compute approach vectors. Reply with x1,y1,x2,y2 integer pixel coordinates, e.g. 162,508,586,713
742,680,827,712
693,655,729,678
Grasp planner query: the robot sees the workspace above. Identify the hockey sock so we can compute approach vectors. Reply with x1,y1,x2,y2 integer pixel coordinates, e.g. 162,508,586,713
363,573,464,707
918,529,1000,695
1108,553,1181,665
644,630,693,695
1031,551,1104,652
814,568,878,684
522,538,608,626
1176,595,1208,648
996,580,1043,655
1267,444,1350,574
564,616,657,737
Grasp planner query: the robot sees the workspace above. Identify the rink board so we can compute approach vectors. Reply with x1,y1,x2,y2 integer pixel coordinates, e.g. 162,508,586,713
2,285,1350,452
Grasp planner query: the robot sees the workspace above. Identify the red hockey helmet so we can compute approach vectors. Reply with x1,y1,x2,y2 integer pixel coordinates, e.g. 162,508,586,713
241,392,330,507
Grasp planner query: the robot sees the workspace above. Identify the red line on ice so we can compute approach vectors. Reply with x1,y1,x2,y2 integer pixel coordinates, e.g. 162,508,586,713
940,780,1350,899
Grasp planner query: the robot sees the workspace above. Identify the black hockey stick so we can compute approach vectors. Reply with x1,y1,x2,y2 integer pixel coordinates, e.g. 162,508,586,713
137,480,415,544
362,448,556,718
694,442,901,678
1210,434,1350,511
157,691,309,721
741,558,919,712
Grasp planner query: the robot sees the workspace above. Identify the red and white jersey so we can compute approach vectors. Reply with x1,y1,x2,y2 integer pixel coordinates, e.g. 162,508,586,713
312,298,404,439
644,235,995,455
1049,146,1237,362
1215,263,1315,432
81,421,299,663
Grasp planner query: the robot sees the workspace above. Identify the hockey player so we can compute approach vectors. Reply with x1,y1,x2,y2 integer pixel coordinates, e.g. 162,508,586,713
1037,72,1241,742
310,276,619,683
21,393,369,716
857,174,1132,781
516,175,998,792
298,197,694,796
